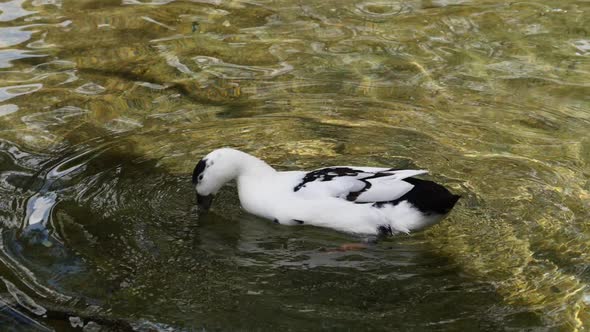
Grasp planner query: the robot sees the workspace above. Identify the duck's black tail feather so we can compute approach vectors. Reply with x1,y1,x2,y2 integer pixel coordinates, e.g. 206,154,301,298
399,177,460,214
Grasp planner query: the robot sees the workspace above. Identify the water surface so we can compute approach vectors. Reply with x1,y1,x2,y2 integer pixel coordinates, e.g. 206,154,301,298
0,0,589,330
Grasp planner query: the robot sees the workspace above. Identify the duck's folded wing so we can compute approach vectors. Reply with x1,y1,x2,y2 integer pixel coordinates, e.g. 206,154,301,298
293,167,427,202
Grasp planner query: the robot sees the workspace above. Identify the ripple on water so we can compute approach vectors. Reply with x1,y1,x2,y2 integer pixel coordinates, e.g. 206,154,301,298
0,84,43,103
74,82,105,95
193,55,293,80
354,2,413,19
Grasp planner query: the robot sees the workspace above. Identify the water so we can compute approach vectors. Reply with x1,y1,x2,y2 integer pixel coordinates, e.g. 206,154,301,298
0,0,589,330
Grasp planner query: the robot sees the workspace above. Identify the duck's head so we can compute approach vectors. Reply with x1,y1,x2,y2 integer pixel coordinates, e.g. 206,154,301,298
192,148,276,211
192,149,243,212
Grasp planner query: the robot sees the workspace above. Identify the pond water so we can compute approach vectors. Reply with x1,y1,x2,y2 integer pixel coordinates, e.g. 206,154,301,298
0,0,589,330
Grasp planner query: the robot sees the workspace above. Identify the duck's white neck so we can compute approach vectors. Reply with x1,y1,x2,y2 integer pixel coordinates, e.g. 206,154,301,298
210,148,275,179
197,148,276,196
234,150,276,175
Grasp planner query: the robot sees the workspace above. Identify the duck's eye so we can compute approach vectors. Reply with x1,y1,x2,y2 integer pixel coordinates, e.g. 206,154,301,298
198,175,204,181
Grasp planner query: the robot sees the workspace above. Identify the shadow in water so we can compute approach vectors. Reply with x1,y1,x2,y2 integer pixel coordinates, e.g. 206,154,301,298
0,127,543,331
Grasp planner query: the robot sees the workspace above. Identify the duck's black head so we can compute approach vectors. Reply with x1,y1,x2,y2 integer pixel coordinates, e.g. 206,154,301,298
192,158,213,211
192,158,207,185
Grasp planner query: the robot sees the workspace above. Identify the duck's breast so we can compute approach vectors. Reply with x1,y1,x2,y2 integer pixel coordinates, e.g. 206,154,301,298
236,173,302,221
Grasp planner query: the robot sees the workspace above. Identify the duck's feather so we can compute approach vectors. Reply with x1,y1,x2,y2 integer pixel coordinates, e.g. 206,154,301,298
292,166,428,203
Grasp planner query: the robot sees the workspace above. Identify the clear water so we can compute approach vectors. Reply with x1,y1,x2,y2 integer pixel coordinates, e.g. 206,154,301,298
0,0,589,330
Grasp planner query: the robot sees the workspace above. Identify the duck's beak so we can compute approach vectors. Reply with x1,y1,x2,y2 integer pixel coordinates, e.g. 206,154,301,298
196,193,213,212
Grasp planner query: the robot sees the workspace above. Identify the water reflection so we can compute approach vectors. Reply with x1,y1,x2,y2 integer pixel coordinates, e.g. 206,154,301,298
0,0,36,23
0,49,45,69
0,84,43,103
0,104,19,117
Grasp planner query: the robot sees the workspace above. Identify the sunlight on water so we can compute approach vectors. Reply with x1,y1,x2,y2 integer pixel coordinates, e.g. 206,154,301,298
0,0,589,330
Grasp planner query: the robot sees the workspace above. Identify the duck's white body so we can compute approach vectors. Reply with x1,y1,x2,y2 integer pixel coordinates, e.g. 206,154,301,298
193,148,459,236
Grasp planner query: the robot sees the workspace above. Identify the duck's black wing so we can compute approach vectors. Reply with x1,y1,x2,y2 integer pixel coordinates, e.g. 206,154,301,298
293,166,428,203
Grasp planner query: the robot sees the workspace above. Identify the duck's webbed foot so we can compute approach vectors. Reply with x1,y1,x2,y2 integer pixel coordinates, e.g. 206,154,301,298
336,243,369,251
323,236,378,252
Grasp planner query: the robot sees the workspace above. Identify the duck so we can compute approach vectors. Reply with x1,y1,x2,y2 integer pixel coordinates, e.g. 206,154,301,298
192,148,459,236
